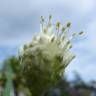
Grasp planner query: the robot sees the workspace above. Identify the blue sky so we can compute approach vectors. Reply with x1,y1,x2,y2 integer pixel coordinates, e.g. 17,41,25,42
0,0,96,81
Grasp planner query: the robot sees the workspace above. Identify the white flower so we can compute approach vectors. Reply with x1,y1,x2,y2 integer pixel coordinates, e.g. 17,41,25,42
19,15,82,73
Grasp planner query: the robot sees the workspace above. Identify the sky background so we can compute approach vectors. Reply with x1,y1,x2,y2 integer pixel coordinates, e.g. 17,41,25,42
0,0,96,81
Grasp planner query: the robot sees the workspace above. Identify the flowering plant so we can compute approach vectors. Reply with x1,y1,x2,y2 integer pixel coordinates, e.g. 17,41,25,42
1,15,83,96
18,15,83,96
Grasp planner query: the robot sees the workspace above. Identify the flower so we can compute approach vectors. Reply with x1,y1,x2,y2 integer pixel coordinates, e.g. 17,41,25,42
18,15,83,96
19,15,76,70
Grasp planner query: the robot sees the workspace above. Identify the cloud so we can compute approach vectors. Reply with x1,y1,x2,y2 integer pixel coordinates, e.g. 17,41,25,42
0,0,96,46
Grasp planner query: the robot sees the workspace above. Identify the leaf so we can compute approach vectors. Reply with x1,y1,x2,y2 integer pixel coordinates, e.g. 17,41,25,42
3,64,13,96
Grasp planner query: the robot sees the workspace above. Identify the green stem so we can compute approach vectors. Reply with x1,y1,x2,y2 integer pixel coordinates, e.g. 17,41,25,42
3,64,13,96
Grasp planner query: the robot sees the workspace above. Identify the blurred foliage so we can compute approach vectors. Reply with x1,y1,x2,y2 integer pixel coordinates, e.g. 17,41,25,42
0,57,96,96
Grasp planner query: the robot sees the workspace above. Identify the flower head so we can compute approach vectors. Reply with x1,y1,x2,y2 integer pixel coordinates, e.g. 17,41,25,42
19,15,83,96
